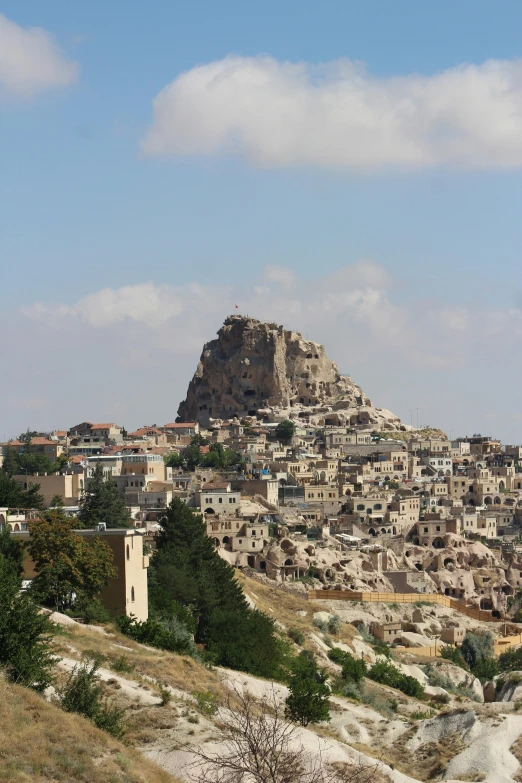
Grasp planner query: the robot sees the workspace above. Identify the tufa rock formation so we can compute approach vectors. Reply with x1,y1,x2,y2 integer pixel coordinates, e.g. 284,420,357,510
178,315,403,429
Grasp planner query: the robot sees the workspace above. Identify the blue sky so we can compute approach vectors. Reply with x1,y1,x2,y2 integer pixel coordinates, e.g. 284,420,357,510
1,1,522,441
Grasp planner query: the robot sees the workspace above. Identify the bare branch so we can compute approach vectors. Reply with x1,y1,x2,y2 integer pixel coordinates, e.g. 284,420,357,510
190,683,383,783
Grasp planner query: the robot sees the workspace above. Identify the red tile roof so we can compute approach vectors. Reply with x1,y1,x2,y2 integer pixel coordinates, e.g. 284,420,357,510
91,423,119,430
128,427,164,437
163,422,197,429
9,438,57,446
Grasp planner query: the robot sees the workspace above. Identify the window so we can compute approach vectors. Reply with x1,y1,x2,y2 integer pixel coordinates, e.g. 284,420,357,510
424,527,428,533
131,586,135,602
126,545,130,561
218,497,222,503
357,504,365,511
252,543,256,548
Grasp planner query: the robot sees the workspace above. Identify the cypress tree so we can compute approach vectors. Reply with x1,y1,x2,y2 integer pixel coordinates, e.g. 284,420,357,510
78,463,130,529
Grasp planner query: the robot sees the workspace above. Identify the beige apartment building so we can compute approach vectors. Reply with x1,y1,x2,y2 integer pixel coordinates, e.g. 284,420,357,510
5,438,64,461
196,482,242,513
14,472,84,506
14,527,149,621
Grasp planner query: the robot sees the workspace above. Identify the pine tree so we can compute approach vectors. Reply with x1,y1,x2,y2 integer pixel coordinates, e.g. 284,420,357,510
78,463,130,529
151,499,247,641
0,471,44,509
285,652,331,727
0,553,54,691
0,524,24,576
1,446,20,476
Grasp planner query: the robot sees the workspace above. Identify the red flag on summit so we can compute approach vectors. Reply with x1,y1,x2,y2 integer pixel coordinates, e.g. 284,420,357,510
235,305,239,309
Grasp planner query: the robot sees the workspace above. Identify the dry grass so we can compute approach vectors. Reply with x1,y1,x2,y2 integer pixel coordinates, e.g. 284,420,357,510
367,725,467,782
236,571,360,649
510,735,522,782
53,622,223,697
0,678,181,783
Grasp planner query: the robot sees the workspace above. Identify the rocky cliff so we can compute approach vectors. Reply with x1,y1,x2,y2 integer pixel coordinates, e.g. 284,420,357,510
177,315,403,429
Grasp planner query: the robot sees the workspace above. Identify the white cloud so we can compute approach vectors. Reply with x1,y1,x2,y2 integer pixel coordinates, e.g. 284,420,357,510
11,260,522,442
0,13,78,97
143,55,522,170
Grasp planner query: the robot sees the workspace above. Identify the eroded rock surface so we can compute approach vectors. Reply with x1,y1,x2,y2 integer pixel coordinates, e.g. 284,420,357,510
178,315,402,428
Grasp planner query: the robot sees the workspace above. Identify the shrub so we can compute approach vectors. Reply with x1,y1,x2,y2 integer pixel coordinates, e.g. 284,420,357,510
109,655,135,674
361,689,397,718
288,628,305,646
159,685,171,706
368,659,424,699
372,639,392,658
0,554,54,692
71,599,112,625
312,618,328,633
335,679,362,700
285,653,331,727
423,663,454,691
58,662,126,738
116,614,197,657
328,648,367,683
440,645,469,670
356,623,373,643
327,615,341,635
411,709,433,720
460,631,494,671
471,656,499,683
498,646,522,673
193,690,218,716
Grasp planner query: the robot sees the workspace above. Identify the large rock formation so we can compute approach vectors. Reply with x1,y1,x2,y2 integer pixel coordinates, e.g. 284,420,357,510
178,315,403,429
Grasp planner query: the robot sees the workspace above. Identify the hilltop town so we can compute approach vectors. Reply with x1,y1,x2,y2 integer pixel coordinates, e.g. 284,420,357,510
3,316,522,625
4,315,522,783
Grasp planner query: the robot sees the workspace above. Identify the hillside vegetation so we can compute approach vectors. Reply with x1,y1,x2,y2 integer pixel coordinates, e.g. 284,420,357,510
0,677,179,783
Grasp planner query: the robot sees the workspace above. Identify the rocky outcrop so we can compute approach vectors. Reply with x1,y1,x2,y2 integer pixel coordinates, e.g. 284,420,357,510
178,315,402,428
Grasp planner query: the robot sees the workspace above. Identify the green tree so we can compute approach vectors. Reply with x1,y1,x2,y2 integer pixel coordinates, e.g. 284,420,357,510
285,652,331,726
368,659,424,698
328,648,367,683
0,524,24,577
205,608,290,679
27,511,117,612
199,442,242,470
164,451,184,469
460,631,495,670
18,429,39,444
275,420,296,445
498,646,522,672
78,463,130,529
440,645,469,670
16,448,57,476
0,471,44,509
50,494,65,508
149,499,285,676
0,553,54,691
59,661,126,738
1,446,20,476
183,443,202,471
190,434,210,447
150,499,247,641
